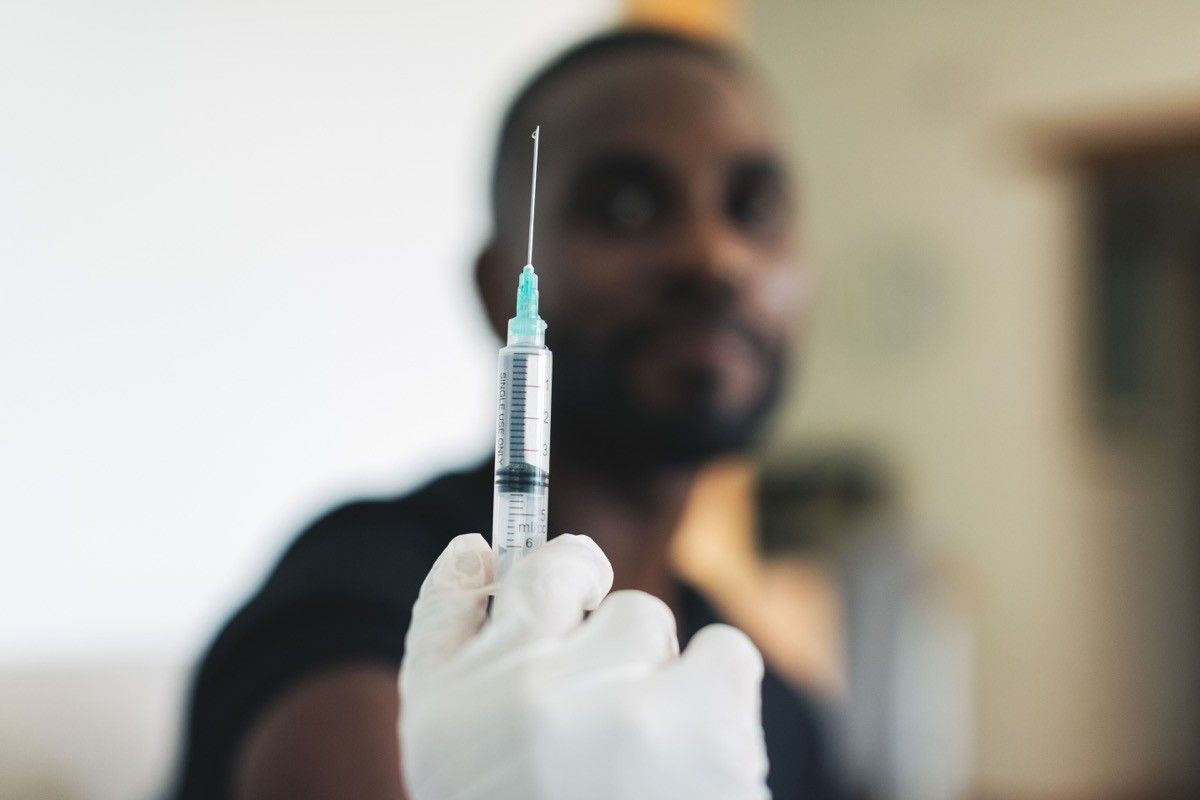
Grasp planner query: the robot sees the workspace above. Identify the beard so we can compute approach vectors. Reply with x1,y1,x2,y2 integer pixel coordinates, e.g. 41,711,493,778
550,307,788,471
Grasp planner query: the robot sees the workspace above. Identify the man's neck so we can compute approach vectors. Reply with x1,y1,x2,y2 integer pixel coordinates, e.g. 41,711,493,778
549,449,696,600
546,449,849,698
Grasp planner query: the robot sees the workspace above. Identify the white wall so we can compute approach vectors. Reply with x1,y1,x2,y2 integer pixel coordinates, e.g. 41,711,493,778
0,0,612,664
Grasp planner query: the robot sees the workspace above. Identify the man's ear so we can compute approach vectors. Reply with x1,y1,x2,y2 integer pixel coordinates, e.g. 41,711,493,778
474,241,508,342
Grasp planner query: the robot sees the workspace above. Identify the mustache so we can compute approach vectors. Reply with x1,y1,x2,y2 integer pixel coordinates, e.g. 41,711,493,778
608,304,777,364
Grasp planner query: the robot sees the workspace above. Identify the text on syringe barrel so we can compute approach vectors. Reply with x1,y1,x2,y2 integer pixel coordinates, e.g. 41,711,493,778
492,344,552,570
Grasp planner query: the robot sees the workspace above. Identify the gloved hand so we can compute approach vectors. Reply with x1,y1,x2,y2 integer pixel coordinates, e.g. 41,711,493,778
399,533,771,800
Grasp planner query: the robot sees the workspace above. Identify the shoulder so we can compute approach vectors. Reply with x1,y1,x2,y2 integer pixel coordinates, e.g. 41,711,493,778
266,463,493,597
174,461,492,799
217,459,493,664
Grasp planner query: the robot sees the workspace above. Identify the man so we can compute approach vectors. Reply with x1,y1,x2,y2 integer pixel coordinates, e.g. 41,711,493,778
175,28,842,799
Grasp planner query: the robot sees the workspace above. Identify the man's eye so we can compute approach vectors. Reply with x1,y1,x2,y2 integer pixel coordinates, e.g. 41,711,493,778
727,167,789,240
573,179,664,237
605,184,659,234
727,183,783,234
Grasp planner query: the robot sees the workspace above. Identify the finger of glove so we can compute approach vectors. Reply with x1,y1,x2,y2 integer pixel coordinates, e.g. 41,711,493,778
660,623,765,718
660,626,769,795
401,533,493,691
551,590,680,678
688,716,772,797
489,534,613,646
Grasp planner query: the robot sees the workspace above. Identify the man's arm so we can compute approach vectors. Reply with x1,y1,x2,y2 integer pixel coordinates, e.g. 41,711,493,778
233,663,409,800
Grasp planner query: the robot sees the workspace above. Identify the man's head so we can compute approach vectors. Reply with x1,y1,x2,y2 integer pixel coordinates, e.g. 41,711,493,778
477,29,805,471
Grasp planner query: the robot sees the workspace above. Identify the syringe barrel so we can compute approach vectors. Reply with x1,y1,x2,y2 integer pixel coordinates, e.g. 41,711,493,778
491,342,552,581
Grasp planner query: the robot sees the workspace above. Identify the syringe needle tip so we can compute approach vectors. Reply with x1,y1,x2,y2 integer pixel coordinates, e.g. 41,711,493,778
532,125,539,139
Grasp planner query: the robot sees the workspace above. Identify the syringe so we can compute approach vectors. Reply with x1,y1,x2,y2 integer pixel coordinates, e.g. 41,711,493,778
491,126,552,582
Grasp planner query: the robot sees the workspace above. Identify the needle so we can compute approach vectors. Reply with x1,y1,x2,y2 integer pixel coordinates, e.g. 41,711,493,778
527,125,539,266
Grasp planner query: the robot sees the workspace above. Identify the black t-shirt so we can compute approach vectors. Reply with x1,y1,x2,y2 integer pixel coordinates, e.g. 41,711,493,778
173,462,839,799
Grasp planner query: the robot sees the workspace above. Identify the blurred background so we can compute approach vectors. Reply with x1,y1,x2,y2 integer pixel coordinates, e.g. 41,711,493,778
2,1,1197,798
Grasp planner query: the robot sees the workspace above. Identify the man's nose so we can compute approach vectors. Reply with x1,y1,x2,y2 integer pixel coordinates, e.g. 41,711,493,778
662,209,756,292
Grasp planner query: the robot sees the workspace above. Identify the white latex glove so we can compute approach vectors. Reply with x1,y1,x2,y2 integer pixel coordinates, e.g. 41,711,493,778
399,533,771,800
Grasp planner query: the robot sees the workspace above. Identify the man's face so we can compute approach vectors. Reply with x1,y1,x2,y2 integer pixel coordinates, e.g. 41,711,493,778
501,51,803,468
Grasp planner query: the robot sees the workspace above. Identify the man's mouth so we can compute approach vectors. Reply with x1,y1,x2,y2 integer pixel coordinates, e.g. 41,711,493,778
649,323,758,367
